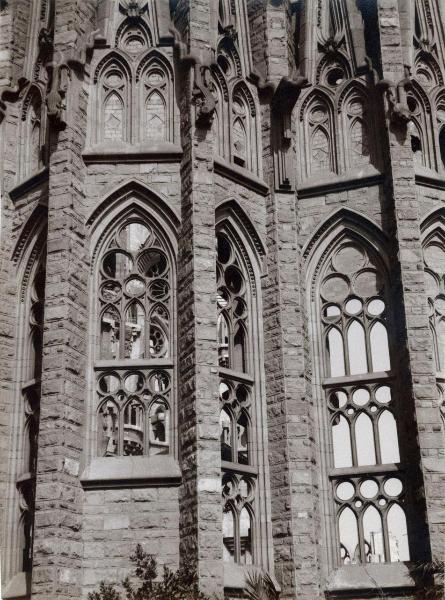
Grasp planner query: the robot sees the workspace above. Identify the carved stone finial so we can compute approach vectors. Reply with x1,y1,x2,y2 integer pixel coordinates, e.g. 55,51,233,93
119,0,146,20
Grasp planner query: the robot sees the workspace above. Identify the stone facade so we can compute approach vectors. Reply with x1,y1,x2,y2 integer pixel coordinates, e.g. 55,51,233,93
0,1,444,599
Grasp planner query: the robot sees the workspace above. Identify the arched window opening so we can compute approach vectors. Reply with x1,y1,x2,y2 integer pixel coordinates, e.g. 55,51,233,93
440,127,445,171
22,92,43,177
217,223,262,567
15,248,46,577
95,216,174,457
314,235,409,566
411,133,423,167
304,97,335,177
146,91,166,142
341,93,373,170
230,86,258,173
423,238,445,374
104,92,124,141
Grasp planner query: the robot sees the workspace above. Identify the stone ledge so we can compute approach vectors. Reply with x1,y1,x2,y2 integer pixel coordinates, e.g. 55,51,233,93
82,142,183,163
223,564,281,593
214,156,269,196
298,166,383,198
9,167,49,201
3,571,30,599
326,562,416,595
80,455,181,489
415,168,445,190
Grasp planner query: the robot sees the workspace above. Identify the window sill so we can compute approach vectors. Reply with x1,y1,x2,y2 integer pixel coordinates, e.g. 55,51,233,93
297,165,383,199
214,156,269,196
80,455,181,489
223,564,280,593
9,167,49,201
82,142,183,163
326,563,415,595
3,571,30,599
415,167,445,190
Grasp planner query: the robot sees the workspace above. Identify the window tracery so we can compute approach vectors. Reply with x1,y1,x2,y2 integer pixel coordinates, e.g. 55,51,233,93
231,86,258,173
95,219,173,457
314,236,410,567
21,90,43,178
304,96,335,177
96,60,130,144
17,248,46,574
217,230,258,566
343,94,372,168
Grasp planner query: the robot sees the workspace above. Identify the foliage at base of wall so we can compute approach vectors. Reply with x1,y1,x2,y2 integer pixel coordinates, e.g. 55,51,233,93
87,545,212,600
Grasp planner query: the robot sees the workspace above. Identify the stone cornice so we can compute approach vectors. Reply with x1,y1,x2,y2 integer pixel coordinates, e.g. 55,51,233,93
214,156,269,196
82,142,183,164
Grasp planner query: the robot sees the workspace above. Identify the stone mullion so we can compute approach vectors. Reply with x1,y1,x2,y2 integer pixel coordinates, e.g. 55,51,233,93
30,3,94,598
377,1,444,564
175,1,222,597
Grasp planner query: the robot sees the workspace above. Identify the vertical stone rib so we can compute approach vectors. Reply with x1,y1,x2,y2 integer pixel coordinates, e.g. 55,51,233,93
175,1,223,596
377,0,445,565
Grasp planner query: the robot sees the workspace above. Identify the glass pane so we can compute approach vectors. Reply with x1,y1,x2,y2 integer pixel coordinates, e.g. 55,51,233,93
353,388,370,407
370,322,391,372
360,479,378,499
218,314,230,368
104,93,124,141
220,409,232,461
99,374,120,394
233,326,246,372
345,298,362,315
332,415,353,468
123,400,144,455
348,321,367,375
363,505,385,563
125,302,145,359
375,386,391,404
339,508,359,564
368,299,385,316
101,308,120,359
384,478,403,497
223,508,235,562
378,410,400,464
98,400,119,456
149,402,168,454
239,508,253,565
237,413,249,464
387,504,410,562
327,328,346,377
103,251,133,279
120,223,150,252
146,91,166,141
336,481,354,501
355,413,376,466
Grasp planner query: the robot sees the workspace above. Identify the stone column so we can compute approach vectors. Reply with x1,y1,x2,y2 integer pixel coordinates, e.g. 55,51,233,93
30,1,94,597
377,0,445,565
247,2,320,598
174,1,223,597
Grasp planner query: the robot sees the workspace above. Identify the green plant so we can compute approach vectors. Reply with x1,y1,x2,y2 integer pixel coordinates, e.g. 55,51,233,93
410,558,445,599
245,570,279,600
88,545,212,600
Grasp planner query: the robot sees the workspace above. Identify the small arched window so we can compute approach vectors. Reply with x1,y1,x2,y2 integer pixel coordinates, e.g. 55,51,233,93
21,90,43,178
341,92,372,169
312,233,410,566
95,217,174,457
136,54,174,144
94,57,131,144
304,95,335,177
230,85,259,174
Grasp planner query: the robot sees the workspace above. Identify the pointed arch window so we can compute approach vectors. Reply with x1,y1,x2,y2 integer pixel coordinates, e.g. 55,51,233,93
94,218,174,457
21,90,44,178
136,55,174,144
342,94,373,169
304,97,335,177
231,86,259,174
93,58,131,145
313,236,411,567
217,224,266,567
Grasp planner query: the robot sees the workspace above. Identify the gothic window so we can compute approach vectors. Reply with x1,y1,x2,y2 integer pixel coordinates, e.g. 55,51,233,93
94,57,131,145
342,93,372,169
16,246,46,575
314,237,410,566
305,96,335,177
423,232,445,376
435,95,445,172
230,85,259,174
406,91,431,169
137,54,174,144
117,19,152,54
21,90,43,178
95,219,173,457
217,228,260,566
